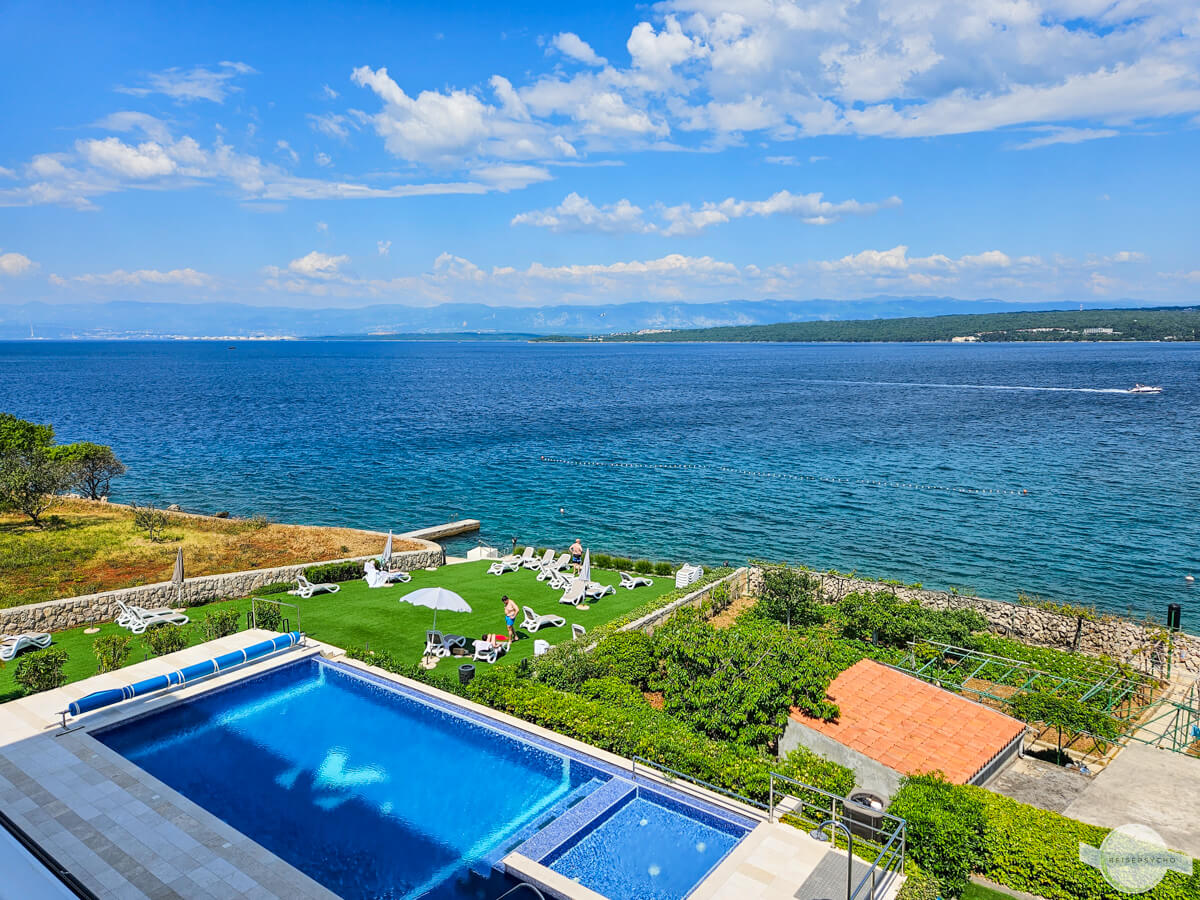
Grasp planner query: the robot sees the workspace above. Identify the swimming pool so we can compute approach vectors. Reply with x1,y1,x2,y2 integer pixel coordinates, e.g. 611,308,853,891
96,658,751,899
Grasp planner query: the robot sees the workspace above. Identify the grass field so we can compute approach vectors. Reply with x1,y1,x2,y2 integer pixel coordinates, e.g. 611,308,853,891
963,881,1025,900
0,560,675,702
0,498,413,608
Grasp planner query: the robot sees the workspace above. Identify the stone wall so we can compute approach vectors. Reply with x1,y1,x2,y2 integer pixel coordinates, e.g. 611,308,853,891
621,568,749,636
0,545,444,635
747,568,1200,680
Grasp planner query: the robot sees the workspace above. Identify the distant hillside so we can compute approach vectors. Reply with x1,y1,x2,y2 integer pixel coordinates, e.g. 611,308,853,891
0,296,1169,339
537,306,1200,343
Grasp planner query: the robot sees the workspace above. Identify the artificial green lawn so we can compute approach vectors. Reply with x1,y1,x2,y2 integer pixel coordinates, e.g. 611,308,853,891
963,882,1025,900
0,560,675,702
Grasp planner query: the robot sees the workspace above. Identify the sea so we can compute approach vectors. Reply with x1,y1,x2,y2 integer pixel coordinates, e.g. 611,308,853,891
1,339,1196,626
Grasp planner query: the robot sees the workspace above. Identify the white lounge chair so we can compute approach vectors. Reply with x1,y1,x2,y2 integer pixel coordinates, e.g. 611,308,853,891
559,580,587,608
425,630,449,658
288,574,340,599
473,639,508,664
524,549,553,570
520,606,565,633
571,624,586,640
115,600,190,635
533,639,551,656
0,633,52,662
488,557,521,576
620,572,653,590
546,568,574,591
550,553,571,572
585,581,615,599
364,560,411,588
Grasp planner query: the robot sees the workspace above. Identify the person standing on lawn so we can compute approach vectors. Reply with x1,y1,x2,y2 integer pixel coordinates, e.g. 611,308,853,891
502,594,519,641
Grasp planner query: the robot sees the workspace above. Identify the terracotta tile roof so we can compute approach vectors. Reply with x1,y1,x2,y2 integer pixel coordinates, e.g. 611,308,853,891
790,659,1025,784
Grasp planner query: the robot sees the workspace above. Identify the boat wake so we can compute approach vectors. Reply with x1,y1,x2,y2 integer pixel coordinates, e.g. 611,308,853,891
801,379,1132,394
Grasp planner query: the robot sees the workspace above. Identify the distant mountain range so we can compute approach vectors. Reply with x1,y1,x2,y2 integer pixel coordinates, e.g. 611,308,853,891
0,296,1174,339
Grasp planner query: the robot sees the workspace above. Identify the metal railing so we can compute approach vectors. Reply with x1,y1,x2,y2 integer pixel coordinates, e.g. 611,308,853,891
247,596,300,634
769,772,906,900
630,757,767,817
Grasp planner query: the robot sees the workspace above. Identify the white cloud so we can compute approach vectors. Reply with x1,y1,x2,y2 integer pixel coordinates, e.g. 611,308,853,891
287,251,349,278
316,221,329,233
512,192,651,233
1013,126,1121,151
78,137,176,178
116,61,255,103
514,188,900,235
468,164,552,191
308,112,358,140
552,33,607,67
377,240,391,256
322,84,339,100
54,267,211,286
315,151,333,167
0,252,35,276
276,140,300,164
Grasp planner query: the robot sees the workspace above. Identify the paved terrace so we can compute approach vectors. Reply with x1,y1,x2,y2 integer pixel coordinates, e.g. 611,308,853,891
0,634,903,900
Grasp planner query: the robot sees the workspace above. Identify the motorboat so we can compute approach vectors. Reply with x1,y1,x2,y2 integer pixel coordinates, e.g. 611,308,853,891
1129,383,1163,394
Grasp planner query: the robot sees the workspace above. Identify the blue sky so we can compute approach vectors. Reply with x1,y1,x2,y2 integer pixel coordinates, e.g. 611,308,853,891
0,0,1198,309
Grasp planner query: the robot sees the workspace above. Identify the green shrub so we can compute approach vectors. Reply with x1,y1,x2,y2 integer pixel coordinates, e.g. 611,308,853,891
304,561,364,583
889,774,986,897
465,666,853,804
613,556,634,570
201,607,241,641
593,553,614,569
252,581,293,596
634,558,654,574
577,676,648,710
654,561,674,576
835,591,986,648
589,630,656,688
143,625,191,657
895,862,942,900
13,646,68,693
251,598,283,632
93,634,132,673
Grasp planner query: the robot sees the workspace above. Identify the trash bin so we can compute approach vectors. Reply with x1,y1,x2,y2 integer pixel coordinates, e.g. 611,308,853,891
845,791,886,840
458,664,475,686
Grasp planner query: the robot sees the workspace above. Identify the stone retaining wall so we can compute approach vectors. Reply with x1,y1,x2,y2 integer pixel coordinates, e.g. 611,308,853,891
747,568,1200,679
621,568,749,636
0,545,444,635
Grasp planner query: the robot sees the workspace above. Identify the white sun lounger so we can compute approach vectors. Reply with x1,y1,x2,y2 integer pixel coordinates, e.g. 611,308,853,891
473,639,508,664
524,549,553,570
520,606,565,633
364,561,411,588
559,581,587,608
545,568,573,590
0,632,52,662
620,572,653,590
488,557,521,576
571,624,586,640
550,553,571,571
288,574,340,599
115,600,190,635
585,581,615,599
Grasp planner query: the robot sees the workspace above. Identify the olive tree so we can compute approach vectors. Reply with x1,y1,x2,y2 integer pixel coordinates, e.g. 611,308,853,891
757,563,824,630
0,413,71,526
54,442,126,499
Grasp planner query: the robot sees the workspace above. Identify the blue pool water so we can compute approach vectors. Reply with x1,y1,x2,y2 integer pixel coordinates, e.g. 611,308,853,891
546,792,745,900
96,658,746,899
3,340,1197,624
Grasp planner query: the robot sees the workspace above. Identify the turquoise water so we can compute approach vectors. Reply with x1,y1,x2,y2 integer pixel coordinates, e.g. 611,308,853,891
1,340,1196,624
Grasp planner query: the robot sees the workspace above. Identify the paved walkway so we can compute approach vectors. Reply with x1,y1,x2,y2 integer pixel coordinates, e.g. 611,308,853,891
1064,743,1200,858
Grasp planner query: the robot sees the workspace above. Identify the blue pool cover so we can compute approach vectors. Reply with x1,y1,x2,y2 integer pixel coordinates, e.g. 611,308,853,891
67,631,302,717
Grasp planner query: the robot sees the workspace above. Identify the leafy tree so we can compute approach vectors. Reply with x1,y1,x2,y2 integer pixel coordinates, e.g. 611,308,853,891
757,563,823,629
0,449,72,526
0,413,54,456
889,773,987,897
1007,691,1124,764
93,634,133,673
835,591,986,649
53,441,126,499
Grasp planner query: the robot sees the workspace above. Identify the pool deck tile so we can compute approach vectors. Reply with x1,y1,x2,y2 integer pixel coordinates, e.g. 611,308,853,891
0,632,343,899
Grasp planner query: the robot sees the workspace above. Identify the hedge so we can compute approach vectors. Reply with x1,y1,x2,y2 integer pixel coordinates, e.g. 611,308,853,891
346,646,854,807
304,561,366,583
891,774,1200,900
